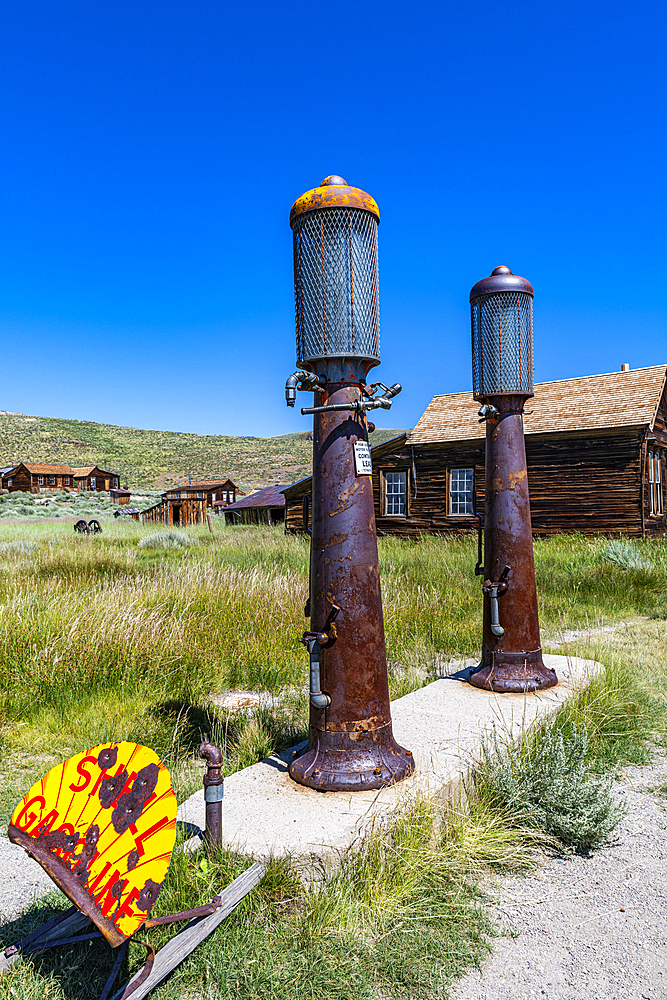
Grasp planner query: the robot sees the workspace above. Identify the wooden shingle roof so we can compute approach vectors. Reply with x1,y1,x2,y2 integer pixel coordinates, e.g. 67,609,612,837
410,366,667,445
23,464,74,475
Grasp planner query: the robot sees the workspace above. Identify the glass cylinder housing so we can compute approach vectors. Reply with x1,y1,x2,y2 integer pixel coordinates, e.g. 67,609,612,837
291,176,380,369
470,266,534,399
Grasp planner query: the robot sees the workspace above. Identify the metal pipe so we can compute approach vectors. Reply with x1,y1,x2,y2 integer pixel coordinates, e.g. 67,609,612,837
286,371,326,407
199,741,223,849
307,639,331,708
301,384,401,415
487,586,504,636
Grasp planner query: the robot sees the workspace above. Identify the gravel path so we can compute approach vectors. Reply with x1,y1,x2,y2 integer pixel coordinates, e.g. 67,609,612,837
0,836,55,921
453,756,667,1000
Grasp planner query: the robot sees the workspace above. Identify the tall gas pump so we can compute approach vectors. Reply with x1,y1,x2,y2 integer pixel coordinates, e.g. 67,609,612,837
470,266,557,693
285,175,414,791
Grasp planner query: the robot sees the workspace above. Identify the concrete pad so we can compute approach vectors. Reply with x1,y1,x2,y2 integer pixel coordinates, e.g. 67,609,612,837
177,654,600,860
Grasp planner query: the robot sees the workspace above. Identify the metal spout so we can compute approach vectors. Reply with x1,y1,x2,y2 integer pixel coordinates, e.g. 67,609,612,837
199,741,224,849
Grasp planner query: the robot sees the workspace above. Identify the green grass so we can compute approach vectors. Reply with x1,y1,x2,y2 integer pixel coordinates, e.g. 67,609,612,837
1,525,667,822
0,410,406,492
1,525,667,997
0,789,551,1000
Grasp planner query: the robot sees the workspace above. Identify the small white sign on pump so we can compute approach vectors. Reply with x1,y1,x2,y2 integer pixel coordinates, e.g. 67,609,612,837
353,441,372,476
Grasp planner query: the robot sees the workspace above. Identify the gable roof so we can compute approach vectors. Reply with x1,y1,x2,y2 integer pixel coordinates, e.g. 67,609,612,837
165,479,244,496
411,366,667,445
23,463,75,475
223,484,287,510
72,467,97,477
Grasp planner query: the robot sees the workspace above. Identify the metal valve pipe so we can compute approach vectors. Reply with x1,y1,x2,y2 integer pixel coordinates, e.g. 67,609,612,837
199,741,224,848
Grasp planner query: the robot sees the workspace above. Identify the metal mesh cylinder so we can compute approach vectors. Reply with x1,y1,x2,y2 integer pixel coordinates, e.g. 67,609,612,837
293,207,380,368
471,281,534,398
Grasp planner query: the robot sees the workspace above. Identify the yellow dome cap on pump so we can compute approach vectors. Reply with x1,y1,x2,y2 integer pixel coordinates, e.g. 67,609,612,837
290,175,380,227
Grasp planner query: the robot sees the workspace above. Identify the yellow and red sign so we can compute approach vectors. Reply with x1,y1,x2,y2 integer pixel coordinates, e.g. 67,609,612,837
8,742,177,946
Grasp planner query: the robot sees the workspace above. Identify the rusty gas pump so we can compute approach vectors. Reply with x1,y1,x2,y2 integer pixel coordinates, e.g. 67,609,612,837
469,266,557,693
285,175,414,791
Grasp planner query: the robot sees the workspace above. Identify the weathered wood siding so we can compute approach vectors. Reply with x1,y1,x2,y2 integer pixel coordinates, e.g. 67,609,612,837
285,426,662,538
142,497,207,526
4,467,32,493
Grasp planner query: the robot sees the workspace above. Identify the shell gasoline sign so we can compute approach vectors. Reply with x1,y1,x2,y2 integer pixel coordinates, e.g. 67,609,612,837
8,742,177,945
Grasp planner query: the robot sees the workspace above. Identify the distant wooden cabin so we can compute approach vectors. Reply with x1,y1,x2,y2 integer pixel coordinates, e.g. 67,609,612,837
164,479,241,510
283,365,667,539
141,495,207,527
2,463,78,492
73,467,119,492
110,488,132,505
114,506,141,521
223,484,287,525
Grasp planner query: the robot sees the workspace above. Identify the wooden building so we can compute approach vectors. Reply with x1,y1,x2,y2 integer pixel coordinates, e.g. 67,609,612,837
73,467,119,492
223,484,287,525
141,495,207,527
110,488,132,505
2,463,77,492
114,506,141,521
163,479,241,510
1,463,120,493
283,365,667,539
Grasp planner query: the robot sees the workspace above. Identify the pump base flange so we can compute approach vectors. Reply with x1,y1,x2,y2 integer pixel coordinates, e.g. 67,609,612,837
470,648,557,693
289,726,414,792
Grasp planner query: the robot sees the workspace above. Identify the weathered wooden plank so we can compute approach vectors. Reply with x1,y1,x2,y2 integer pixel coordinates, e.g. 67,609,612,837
0,909,92,974
110,861,266,1000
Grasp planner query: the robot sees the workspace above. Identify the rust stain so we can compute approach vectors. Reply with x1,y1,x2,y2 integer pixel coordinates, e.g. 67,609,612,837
325,532,349,548
328,480,361,516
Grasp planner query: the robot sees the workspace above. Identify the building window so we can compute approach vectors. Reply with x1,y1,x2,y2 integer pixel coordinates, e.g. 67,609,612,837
90,477,96,490
384,471,408,516
49,476,55,486
114,478,118,488
173,491,181,499
649,451,663,516
65,476,70,486
38,476,44,485
197,492,203,498
7,479,12,487
450,468,474,515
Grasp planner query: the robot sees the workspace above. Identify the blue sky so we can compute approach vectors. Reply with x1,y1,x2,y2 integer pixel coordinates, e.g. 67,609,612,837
0,0,665,436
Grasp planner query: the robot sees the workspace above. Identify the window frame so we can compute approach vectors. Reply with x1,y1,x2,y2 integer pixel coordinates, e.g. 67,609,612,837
38,475,44,486
448,467,475,517
648,449,664,517
381,468,409,518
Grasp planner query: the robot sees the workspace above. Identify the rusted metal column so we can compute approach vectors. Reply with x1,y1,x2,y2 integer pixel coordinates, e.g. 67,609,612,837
285,175,414,791
469,267,557,693
199,741,223,848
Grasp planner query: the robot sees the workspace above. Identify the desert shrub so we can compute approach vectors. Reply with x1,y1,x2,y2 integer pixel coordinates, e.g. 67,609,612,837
0,540,38,554
601,539,651,571
479,721,625,852
138,530,192,550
